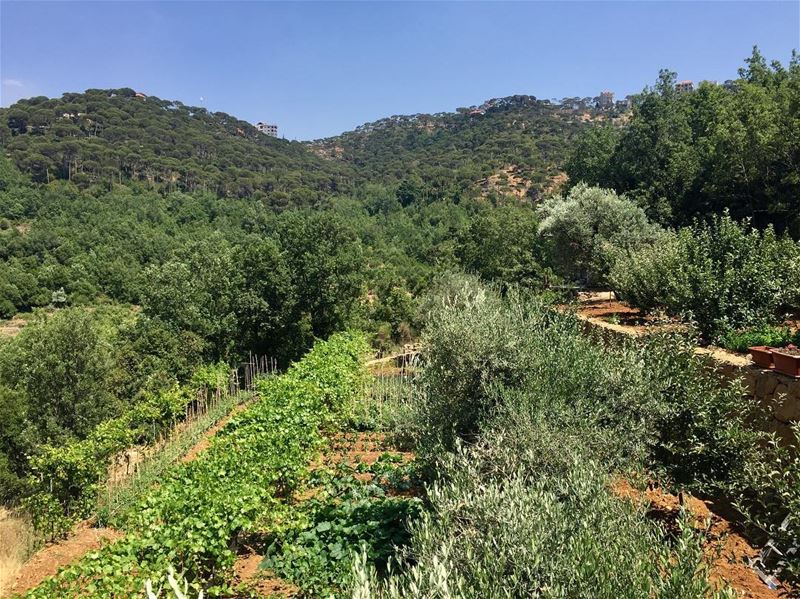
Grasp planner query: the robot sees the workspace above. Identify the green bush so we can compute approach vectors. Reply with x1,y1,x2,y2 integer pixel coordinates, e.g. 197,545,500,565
410,276,698,472
264,460,420,597
734,427,800,585
354,447,727,599
537,183,662,286
24,364,230,539
611,213,800,341
718,325,799,353
409,275,540,455
377,278,796,593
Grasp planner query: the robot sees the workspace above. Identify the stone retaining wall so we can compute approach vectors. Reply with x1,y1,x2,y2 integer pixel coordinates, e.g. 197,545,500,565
578,314,799,446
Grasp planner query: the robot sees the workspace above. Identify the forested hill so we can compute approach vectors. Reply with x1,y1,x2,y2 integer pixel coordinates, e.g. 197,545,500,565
0,89,606,205
308,95,606,202
0,88,352,207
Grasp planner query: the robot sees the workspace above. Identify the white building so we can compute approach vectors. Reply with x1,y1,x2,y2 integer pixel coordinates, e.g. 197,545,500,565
256,122,278,137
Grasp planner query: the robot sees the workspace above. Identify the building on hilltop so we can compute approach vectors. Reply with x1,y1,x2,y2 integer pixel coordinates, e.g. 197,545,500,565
675,80,694,94
256,122,278,137
598,90,614,109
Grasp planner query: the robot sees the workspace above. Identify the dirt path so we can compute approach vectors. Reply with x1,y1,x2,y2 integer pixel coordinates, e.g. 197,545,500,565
0,317,28,338
614,480,785,598
182,402,249,463
8,521,122,597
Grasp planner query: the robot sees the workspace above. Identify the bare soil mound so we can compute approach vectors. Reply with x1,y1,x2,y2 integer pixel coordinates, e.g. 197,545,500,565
232,549,298,598
9,522,121,596
614,480,785,598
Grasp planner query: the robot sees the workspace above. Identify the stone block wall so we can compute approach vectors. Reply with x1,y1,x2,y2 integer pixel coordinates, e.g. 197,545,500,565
738,364,800,444
577,313,799,446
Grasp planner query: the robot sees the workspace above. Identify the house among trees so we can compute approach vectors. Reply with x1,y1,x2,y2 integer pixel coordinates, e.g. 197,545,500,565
598,90,614,109
256,122,278,137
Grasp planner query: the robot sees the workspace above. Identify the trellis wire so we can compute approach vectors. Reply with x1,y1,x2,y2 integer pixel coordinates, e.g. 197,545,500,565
360,351,421,426
100,355,279,509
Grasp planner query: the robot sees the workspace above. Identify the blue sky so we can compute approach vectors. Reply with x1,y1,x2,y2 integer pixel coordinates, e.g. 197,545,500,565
1,1,798,140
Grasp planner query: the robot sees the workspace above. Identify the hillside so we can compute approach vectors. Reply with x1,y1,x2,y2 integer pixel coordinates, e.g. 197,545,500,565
2,53,800,598
309,95,606,201
0,88,351,206
1,91,603,205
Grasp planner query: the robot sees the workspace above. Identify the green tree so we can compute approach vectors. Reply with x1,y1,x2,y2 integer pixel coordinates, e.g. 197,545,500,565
456,205,552,288
566,48,800,235
0,309,117,444
141,236,238,360
233,237,295,360
537,183,661,285
275,211,365,358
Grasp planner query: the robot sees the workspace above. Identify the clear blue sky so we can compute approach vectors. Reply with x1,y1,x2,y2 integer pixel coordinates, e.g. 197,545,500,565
2,1,798,140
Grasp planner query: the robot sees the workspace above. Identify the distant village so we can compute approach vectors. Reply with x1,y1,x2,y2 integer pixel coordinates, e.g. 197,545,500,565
588,78,737,111
258,78,738,140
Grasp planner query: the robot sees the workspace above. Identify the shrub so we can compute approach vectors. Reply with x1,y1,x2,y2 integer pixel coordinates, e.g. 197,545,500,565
411,277,694,472
408,275,542,456
607,232,684,315
263,460,420,597
537,183,661,286
23,366,229,539
718,325,798,353
408,278,759,486
611,214,800,341
353,445,727,599
637,333,758,491
379,279,794,593
734,427,800,585
0,451,26,502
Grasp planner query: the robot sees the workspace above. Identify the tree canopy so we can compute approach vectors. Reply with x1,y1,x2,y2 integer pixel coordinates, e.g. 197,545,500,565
566,48,800,236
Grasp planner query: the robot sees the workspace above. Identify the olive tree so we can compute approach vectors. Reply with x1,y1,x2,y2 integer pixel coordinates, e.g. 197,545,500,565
537,183,661,286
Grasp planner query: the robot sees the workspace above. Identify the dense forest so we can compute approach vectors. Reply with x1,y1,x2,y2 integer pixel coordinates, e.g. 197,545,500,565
0,87,349,205
309,94,600,202
0,85,600,326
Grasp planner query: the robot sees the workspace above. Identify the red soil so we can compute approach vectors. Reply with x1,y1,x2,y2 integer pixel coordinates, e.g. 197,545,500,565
576,298,683,334
232,549,298,598
9,521,122,596
613,480,786,599
325,432,414,471
232,431,415,596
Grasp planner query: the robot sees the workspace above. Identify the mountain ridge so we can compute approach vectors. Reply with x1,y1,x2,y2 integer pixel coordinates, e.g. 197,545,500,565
1,89,608,203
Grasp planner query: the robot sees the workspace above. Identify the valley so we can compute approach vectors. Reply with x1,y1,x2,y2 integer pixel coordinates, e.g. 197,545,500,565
0,43,798,599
